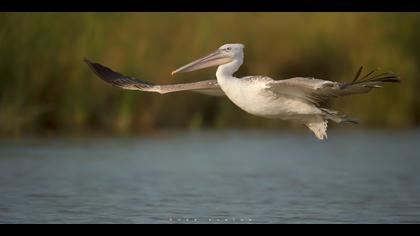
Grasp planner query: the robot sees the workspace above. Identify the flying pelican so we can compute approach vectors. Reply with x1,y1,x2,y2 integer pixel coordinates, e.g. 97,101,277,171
85,43,400,140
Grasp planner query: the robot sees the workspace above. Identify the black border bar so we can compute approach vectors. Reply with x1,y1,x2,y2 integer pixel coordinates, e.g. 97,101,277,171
2,0,418,12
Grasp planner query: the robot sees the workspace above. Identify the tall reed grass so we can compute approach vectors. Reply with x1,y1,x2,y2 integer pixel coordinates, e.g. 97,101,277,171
0,13,418,136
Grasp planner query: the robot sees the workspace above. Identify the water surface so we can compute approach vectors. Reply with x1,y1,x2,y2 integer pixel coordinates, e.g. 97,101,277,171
0,129,419,223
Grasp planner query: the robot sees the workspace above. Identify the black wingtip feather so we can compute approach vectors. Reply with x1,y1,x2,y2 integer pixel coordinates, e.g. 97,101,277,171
352,66,363,84
84,58,155,90
84,58,126,83
350,66,401,85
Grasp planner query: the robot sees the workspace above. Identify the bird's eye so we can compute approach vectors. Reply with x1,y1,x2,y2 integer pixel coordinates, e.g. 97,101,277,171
226,47,231,51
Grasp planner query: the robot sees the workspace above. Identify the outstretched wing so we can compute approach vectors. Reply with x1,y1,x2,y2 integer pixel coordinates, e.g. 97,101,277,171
265,66,400,106
85,59,225,97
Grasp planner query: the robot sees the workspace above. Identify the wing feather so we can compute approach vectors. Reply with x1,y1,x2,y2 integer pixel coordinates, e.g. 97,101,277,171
265,67,400,106
85,59,225,97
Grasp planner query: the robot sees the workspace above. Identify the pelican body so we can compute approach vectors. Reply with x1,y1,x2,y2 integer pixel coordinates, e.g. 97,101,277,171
85,43,399,140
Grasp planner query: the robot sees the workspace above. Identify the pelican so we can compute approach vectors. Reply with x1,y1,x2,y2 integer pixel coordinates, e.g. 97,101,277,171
85,43,400,140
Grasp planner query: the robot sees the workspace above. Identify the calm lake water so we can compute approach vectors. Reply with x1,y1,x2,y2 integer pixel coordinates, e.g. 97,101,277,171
0,129,420,224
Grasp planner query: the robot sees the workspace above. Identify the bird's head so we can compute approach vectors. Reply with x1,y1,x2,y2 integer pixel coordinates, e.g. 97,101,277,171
217,43,245,59
171,43,244,75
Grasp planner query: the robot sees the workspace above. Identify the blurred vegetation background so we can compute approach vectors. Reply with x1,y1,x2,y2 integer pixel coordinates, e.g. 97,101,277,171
0,13,419,137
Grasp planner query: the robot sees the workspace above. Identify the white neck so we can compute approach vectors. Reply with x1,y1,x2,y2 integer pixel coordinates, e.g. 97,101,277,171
216,56,243,81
